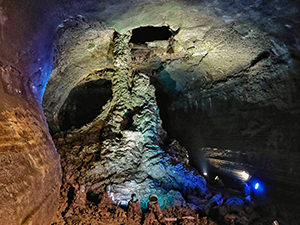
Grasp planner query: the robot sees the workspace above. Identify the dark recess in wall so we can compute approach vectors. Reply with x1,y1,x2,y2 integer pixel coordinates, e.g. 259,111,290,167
58,79,112,131
130,26,173,44
62,186,75,217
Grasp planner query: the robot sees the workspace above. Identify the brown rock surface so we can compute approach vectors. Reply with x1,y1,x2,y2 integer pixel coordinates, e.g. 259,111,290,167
0,66,61,224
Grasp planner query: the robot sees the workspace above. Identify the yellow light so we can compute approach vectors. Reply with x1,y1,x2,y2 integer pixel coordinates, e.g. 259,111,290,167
239,171,250,181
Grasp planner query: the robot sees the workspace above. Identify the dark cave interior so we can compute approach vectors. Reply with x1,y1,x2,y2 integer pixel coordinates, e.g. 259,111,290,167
1,0,300,224
57,79,112,131
129,26,174,44
153,75,300,200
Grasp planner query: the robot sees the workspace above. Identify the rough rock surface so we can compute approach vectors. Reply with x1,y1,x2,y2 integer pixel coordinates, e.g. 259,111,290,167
43,17,115,133
0,0,299,224
44,20,209,224
154,18,300,200
44,12,300,223
42,0,300,222
110,0,300,202
0,63,61,224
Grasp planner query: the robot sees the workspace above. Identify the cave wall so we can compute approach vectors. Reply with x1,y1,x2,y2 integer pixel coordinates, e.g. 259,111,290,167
0,0,300,224
0,1,118,223
92,0,300,195
0,1,63,224
44,20,208,218
0,63,61,224
43,17,115,133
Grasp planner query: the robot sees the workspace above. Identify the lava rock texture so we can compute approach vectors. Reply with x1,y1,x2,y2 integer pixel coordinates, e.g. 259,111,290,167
0,63,61,224
0,0,299,224
44,18,209,224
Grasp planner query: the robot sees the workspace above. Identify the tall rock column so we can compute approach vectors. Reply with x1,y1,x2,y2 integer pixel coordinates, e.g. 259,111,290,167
49,26,207,216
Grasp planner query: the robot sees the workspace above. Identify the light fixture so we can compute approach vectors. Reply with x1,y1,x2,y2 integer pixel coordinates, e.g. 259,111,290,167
239,170,250,181
252,180,264,193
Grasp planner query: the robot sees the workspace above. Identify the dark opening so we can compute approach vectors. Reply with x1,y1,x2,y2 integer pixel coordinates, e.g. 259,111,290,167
58,79,112,131
250,51,270,67
86,189,100,204
130,26,173,44
61,186,75,217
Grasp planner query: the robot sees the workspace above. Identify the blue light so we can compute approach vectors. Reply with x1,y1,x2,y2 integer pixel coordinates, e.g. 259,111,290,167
251,180,264,193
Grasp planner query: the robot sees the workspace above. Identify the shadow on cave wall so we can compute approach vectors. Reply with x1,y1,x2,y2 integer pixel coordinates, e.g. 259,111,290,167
58,79,112,131
150,68,300,202
151,69,300,175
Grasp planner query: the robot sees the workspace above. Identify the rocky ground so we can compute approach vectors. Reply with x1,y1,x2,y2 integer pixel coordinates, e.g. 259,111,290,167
51,134,299,225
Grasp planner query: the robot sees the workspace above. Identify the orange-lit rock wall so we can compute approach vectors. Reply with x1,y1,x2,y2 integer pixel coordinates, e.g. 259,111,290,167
0,58,61,225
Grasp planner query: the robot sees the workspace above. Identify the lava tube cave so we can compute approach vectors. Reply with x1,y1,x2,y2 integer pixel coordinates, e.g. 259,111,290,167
0,0,300,224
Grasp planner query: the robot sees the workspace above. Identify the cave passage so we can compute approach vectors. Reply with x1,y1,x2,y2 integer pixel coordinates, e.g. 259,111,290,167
58,79,112,131
129,26,173,44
